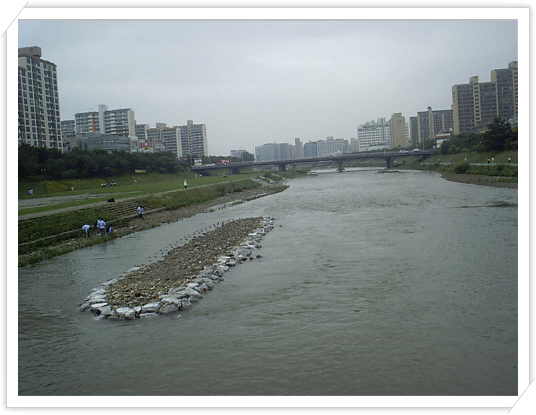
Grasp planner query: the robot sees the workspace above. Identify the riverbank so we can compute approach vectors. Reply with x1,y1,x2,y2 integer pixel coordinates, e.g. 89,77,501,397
396,152,517,189
19,183,287,267
81,216,274,320
439,172,517,188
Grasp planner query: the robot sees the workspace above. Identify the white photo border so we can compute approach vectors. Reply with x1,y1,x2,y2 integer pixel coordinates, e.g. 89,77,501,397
5,7,529,409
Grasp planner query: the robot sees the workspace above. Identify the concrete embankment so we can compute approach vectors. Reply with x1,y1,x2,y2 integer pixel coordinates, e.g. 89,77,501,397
80,216,275,320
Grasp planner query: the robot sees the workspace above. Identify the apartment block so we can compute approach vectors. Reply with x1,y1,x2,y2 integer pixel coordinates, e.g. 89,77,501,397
409,116,419,147
135,123,148,142
178,120,208,158
74,105,135,137
357,118,391,152
452,61,517,134
18,46,62,150
389,113,409,148
416,107,453,143
61,120,75,140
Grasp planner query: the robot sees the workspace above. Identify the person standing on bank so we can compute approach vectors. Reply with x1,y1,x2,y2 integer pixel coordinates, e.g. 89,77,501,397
184,179,188,190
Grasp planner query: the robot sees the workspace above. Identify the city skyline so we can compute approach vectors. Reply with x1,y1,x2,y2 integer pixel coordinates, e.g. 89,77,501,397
19,19,517,155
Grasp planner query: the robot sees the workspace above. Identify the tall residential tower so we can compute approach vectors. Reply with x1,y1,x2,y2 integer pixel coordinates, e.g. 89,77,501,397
18,47,62,150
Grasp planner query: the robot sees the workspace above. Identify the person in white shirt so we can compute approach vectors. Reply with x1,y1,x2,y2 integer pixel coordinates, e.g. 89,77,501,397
81,224,91,237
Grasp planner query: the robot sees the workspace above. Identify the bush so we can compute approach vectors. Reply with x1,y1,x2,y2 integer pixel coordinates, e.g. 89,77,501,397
454,162,470,174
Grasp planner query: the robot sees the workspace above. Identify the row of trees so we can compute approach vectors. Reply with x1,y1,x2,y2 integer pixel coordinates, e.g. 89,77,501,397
19,145,190,179
440,118,518,155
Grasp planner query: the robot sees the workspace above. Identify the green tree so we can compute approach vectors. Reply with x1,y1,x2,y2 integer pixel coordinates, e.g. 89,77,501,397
481,118,513,152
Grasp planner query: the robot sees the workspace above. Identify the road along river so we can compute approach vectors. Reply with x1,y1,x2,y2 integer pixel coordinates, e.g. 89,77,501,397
18,168,517,395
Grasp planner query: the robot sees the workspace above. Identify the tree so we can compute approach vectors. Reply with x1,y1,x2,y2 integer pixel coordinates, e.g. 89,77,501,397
481,118,513,152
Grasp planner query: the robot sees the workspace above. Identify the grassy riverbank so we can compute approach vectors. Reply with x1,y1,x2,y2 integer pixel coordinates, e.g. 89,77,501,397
396,151,517,188
19,179,289,267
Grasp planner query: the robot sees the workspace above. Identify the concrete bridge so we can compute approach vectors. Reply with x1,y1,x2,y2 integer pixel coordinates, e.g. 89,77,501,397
192,150,435,174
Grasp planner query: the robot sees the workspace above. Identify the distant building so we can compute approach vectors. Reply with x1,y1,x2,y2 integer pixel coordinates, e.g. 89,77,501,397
416,107,453,143
303,141,318,158
135,123,148,142
74,105,136,138
230,149,254,161
409,116,419,147
452,61,517,135
357,118,391,152
146,126,165,153
349,138,359,153
161,127,182,159
64,133,136,153
389,113,409,148
18,46,62,150
255,143,281,161
294,138,304,159
61,120,75,140
177,120,208,158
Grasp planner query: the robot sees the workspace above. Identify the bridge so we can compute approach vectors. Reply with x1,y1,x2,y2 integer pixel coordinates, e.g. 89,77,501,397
192,150,436,174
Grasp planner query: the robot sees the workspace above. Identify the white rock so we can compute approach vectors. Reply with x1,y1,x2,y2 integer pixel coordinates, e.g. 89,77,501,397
142,302,161,313
183,287,202,298
90,302,108,311
159,303,179,314
160,295,181,305
127,266,141,273
116,307,136,320
139,312,158,318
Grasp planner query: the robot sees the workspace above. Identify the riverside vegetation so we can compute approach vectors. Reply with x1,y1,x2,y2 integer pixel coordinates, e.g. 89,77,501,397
18,171,300,267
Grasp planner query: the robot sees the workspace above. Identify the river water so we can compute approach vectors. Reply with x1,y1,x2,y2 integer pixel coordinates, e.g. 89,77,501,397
18,169,518,396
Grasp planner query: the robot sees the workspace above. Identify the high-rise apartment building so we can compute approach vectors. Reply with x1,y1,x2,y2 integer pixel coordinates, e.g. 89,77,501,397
409,116,419,147
178,120,208,158
389,113,409,148
74,105,135,137
18,46,62,150
146,126,166,153
61,120,75,140
161,127,182,159
452,61,517,135
135,123,148,141
356,118,391,152
304,141,318,158
415,107,453,143
294,138,304,159
142,123,182,158
255,143,281,161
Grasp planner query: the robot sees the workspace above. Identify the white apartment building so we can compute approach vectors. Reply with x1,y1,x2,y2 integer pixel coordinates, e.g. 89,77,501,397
74,105,135,137
179,120,208,158
357,118,391,152
18,46,62,150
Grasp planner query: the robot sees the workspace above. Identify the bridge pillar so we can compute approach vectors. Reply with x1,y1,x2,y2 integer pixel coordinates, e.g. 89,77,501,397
386,157,393,169
337,160,344,172
278,163,287,172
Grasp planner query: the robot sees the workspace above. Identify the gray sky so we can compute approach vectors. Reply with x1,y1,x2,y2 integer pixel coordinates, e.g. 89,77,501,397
19,19,517,155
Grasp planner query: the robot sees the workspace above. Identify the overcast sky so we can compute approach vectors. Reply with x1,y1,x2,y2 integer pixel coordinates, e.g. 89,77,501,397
19,19,517,155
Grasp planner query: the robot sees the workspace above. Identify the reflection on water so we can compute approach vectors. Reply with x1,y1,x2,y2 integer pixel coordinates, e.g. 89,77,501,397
19,170,517,395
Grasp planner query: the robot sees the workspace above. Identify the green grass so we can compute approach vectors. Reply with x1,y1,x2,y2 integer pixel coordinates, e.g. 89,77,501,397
19,196,115,215
397,150,518,179
19,172,257,214
19,172,256,199
19,178,262,250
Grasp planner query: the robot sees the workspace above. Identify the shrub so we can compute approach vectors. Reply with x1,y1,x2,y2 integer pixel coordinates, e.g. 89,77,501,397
454,162,470,174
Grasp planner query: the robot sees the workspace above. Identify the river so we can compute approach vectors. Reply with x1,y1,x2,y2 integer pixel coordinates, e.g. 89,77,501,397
18,169,518,396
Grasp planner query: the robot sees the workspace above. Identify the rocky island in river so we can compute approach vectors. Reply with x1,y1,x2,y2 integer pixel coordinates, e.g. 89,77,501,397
79,216,275,320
